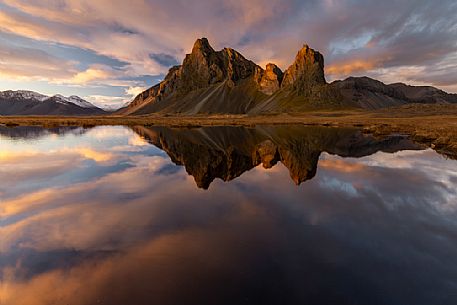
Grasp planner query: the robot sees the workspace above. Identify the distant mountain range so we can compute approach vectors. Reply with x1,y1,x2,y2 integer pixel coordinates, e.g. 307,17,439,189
118,38,457,115
0,90,106,115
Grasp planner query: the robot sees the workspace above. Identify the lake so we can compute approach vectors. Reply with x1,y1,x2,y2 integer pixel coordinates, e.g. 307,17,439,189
1,125,457,305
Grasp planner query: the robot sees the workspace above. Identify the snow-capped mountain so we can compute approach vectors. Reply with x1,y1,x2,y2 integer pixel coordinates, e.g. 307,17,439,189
0,90,106,115
0,90,49,102
53,94,98,108
0,90,98,108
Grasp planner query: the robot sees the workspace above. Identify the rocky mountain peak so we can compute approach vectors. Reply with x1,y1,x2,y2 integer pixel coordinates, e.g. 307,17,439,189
179,38,226,93
123,39,330,115
257,63,284,95
191,38,215,56
177,38,259,94
281,43,326,95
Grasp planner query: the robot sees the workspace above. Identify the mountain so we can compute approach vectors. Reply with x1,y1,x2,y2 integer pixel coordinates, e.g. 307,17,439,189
0,90,106,115
330,77,457,109
119,38,267,115
133,125,423,189
121,38,457,115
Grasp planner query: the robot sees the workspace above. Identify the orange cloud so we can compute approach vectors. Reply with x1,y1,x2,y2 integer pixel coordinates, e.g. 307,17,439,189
0,189,57,218
72,147,113,162
0,198,279,305
0,229,248,305
0,150,39,162
326,59,378,75
70,67,113,84
319,158,366,173
125,86,148,98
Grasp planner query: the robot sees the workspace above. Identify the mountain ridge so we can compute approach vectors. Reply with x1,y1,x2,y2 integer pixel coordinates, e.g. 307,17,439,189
120,38,457,115
0,90,106,116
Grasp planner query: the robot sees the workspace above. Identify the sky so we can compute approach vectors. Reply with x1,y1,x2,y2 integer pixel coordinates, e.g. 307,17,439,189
0,0,456,109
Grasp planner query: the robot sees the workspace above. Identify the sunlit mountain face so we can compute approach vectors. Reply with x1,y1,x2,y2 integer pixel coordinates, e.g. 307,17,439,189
1,125,457,305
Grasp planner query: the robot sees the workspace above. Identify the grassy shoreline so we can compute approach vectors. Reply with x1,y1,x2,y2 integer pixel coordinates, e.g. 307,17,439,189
2,105,457,158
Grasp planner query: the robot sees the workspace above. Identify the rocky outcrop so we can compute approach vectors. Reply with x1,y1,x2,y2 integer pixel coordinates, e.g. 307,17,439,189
281,44,326,95
120,38,457,115
118,38,266,115
178,38,258,93
257,63,284,95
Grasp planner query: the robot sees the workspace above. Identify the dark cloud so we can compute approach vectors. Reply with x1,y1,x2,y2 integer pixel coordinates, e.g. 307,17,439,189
149,53,179,67
157,163,182,175
314,0,457,88
110,22,139,35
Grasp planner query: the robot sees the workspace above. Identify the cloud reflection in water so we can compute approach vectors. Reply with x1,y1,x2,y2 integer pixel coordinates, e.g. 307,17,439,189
0,125,456,305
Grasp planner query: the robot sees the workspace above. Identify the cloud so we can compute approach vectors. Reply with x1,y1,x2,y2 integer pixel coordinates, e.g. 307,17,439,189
149,53,179,67
1,145,457,304
125,86,147,98
326,59,378,76
318,158,366,173
0,42,77,81
0,0,456,101
86,95,129,109
70,66,114,84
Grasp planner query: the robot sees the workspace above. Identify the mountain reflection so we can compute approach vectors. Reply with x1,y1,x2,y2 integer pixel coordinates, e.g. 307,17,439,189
0,125,89,140
133,125,423,188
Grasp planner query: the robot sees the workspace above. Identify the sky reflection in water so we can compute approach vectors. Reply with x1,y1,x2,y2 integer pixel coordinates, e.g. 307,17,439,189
1,125,457,305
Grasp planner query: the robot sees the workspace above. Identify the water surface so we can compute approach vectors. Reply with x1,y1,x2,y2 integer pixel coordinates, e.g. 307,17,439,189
1,125,457,305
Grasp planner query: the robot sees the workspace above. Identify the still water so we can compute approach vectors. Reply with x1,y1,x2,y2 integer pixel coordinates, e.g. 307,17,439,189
1,125,457,305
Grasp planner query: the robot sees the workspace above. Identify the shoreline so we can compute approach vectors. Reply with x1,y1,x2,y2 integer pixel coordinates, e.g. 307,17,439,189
2,105,457,158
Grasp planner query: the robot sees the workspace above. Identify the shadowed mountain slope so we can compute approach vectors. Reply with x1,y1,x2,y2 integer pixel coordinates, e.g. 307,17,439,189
329,77,457,109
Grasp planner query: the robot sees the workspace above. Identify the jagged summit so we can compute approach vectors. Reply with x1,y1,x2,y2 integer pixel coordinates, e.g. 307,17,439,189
192,38,214,54
281,44,326,94
120,37,266,115
258,63,284,95
119,38,457,115
179,37,258,93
